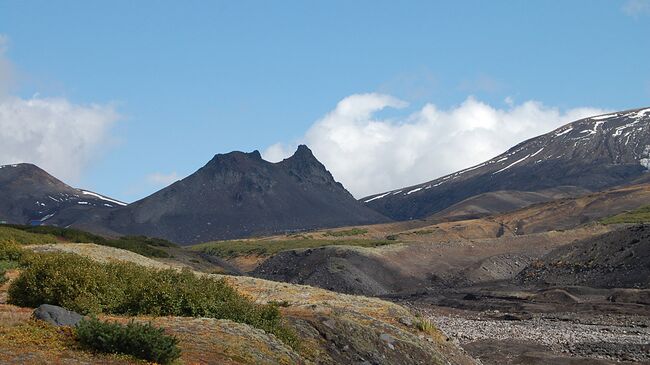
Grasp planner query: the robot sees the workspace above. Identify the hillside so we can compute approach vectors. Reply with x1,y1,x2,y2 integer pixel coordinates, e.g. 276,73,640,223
425,186,590,222
363,107,650,220
0,243,476,365
87,145,389,244
244,182,650,296
0,163,124,226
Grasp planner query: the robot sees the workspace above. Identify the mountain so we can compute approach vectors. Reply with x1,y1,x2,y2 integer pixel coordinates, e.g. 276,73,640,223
363,107,650,220
91,145,389,244
0,163,125,226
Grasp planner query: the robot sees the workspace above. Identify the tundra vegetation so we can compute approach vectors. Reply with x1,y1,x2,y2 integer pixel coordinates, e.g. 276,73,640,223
75,317,181,365
601,205,650,224
0,225,176,258
6,251,297,348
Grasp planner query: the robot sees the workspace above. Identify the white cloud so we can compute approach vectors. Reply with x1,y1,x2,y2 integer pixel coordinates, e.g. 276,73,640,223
622,0,650,16
263,93,608,198
0,34,119,182
146,172,180,187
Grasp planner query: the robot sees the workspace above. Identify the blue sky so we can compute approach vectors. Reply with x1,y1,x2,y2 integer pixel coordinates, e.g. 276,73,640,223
0,1,649,201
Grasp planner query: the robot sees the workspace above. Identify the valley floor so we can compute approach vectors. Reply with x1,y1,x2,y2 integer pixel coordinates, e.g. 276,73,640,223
403,292,650,364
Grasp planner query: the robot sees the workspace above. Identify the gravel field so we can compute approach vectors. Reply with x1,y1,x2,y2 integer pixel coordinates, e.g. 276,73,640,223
426,308,650,363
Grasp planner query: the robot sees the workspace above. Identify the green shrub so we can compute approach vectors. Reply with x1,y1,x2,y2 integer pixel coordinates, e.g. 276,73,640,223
0,242,28,285
0,226,58,245
411,230,435,235
8,252,297,347
0,241,27,262
323,228,368,237
601,206,650,225
76,317,181,365
101,237,172,258
2,225,175,258
17,225,105,244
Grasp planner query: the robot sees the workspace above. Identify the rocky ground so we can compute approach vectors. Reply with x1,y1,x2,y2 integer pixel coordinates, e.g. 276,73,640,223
404,288,650,365
403,296,650,365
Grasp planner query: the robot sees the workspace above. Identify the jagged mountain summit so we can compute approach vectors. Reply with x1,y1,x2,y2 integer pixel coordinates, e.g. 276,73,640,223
363,107,650,220
0,163,125,225
92,145,390,244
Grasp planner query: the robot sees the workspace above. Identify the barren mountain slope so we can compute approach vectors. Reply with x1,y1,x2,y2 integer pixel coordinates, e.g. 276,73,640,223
89,145,389,244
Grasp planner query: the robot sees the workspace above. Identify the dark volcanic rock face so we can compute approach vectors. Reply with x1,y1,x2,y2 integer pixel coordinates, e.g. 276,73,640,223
100,145,390,244
252,246,427,296
518,224,650,289
363,107,650,220
0,163,124,226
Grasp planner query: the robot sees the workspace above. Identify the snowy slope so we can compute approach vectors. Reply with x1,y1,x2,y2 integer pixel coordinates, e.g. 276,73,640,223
363,107,650,220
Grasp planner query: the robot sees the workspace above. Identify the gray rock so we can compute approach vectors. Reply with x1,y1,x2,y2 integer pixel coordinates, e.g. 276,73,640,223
32,304,83,327
399,317,413,327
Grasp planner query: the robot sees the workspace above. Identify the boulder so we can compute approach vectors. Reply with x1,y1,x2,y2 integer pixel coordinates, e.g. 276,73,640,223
32,304,83,327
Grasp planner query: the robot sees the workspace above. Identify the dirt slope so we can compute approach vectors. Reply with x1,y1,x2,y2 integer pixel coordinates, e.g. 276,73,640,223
426,186,590,222
519,224,650,289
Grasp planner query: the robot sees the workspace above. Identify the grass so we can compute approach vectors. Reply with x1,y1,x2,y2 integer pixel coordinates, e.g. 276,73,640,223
601,205,650,225
191,238,396,258
0,318,145,364
414,318,436,335
323,228,368,237
0,225,176,258
0,260,19,285
410,229,435,235
0,227,59,245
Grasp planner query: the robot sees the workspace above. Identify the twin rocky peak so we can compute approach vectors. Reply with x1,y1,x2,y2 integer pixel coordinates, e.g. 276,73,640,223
0,145,388,244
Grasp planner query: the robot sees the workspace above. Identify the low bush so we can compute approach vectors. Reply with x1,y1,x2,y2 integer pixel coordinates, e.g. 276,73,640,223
601,206,650,225
2,225,175,258
101,237,172,258
0,242,28,284
0,241,28,262
8,252,297,347
0,226,58,245
76,317,181,365
323,228,368,237
15,225,105,244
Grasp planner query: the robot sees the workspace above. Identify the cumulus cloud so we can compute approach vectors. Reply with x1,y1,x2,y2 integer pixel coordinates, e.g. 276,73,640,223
146,172,180,186
263,93,608,198
0,35,119,182
622,0,650,16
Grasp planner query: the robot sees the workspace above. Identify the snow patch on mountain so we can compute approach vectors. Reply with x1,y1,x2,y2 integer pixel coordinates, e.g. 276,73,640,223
80,190,127,206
